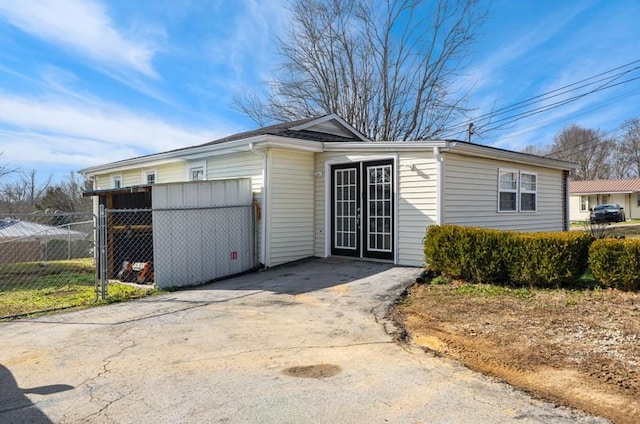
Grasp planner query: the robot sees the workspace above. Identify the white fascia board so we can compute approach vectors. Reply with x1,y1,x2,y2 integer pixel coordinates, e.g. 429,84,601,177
80,157,184,177
259,136,324,152
323,140,449,152
80,136,269,176
448,142,577,171
79,134,324,177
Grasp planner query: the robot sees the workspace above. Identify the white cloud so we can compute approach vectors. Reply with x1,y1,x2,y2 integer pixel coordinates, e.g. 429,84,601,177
0,0,158,77
0,94,229,170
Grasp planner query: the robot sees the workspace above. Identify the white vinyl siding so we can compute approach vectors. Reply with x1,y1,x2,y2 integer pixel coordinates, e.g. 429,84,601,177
397,153,438,266
268,149,315,266
443,154,564,232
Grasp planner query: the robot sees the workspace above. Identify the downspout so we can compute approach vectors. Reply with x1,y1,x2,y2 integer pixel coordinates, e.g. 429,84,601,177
434,146,444,225
250,142,268,267
565,171,571,231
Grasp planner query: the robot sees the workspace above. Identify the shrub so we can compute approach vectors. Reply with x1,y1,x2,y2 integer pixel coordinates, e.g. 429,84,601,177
424,225,509,284
590,239,640,291
424,225,592,288
507,232,591,288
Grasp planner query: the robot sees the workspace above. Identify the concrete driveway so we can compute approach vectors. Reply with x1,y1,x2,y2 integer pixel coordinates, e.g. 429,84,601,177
1,258,606,424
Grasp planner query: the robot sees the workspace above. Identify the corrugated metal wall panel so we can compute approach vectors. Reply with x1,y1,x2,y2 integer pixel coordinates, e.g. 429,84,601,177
151,179,254,288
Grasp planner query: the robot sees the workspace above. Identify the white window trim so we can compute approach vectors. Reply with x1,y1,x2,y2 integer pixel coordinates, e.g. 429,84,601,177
143,169,157,185
187,161,207,181
519,171,537,213
497,168,518,213
580,195,589,212
112,175,122,189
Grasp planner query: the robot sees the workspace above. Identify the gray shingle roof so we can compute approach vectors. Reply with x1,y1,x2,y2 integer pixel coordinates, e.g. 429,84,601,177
198,116,362,146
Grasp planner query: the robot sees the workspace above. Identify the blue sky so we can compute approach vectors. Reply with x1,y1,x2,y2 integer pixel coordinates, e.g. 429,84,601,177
0,0,638,184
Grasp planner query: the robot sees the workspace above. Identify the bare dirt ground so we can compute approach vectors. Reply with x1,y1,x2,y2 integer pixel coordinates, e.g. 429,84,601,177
390,282,640,424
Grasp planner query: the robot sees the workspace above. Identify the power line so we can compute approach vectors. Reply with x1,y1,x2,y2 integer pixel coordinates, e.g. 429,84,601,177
441,58,640,139
480,74,640,134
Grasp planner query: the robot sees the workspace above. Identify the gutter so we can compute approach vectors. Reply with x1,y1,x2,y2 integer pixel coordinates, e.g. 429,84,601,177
434,146,445,225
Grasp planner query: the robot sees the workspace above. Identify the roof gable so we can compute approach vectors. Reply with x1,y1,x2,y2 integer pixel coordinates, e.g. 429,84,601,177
199,114,369,147
570,178,640,194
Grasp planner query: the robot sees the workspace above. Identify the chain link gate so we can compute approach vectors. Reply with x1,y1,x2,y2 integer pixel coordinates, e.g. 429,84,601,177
0,212,102,320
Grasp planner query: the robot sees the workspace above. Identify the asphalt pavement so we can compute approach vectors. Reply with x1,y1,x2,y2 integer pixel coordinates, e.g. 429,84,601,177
0,258,609,423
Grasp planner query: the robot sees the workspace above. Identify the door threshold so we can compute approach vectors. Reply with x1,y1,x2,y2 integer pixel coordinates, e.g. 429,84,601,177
327,255,394,264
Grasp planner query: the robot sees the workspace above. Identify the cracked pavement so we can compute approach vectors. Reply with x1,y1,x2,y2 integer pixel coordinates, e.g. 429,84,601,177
0,258,608,423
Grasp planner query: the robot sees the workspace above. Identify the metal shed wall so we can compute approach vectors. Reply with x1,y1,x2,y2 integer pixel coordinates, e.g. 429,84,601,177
151,179,255,288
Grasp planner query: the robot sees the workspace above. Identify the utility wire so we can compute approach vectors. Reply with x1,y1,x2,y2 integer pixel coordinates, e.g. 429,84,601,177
480,74,640,133
440,58,640,139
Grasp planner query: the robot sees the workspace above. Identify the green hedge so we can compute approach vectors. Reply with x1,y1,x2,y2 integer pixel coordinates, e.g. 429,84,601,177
423,225,509,283
424,225,592,288
506,232,591,288
590,238,640,291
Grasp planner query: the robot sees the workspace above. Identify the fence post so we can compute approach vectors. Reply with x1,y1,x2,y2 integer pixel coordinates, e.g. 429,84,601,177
98,205,108,300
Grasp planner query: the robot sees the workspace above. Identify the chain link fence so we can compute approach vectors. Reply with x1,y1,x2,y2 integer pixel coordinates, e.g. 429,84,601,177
1,203,256,319
0,212,98,319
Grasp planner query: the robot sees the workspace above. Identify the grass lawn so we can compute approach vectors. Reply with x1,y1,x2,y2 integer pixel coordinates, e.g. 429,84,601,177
0,258,161,319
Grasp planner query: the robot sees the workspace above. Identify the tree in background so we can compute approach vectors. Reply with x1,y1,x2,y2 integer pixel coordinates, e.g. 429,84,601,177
36,172,92,213
545,124,614,181
0,170,51,213
0,171,91,214
0,152,17,181
617,117,640,178
236,0,486,141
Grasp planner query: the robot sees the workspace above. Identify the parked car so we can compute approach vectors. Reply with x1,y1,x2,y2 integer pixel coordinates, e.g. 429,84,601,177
589,203,625,224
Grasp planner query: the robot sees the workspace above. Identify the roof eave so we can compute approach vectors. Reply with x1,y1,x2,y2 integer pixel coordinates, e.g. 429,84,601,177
323,140,449,151
448,142,577,171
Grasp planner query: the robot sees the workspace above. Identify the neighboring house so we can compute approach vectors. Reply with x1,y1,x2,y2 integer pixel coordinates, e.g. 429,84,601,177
79,114,574,275
569,178,640,222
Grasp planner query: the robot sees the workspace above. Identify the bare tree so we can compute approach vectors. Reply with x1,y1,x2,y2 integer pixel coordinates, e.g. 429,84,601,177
0,152,17,181
546,124,613,180
617,117,640,178
236,0,486,141
0,170,51,213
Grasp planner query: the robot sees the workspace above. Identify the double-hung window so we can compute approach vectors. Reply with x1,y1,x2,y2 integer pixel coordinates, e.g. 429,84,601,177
520,172,537,212
498,170,518,212
580,195,589,211
144,170,156,185
498,169,537,212
112,175,122,189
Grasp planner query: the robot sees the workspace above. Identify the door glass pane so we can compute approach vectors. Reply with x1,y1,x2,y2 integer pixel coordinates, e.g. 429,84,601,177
366,164,392,253
334,168,358,251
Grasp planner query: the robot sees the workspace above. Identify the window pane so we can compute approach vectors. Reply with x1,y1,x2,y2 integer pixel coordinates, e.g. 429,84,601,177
499,192,516,211
521,193,536,211
499,172,517,190
521,173,536,191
